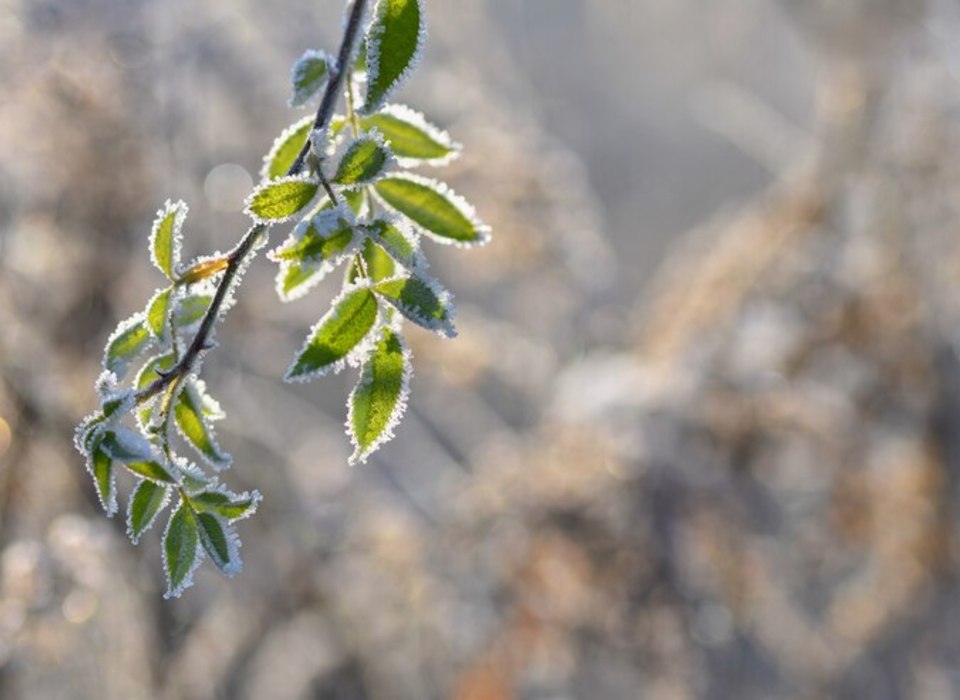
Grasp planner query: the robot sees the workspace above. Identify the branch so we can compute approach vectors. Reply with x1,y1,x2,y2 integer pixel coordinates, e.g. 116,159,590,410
135,0,370,405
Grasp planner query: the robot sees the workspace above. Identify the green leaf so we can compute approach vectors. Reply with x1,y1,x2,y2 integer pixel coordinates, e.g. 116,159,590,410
343,188,367,216
373,274,455,337
89,441,118,517
127,480,170,544
163,502,201,599
75,412,108,456
195,380,225,422
270,207,359,264
175,294,213,328
286,286,380,381
270,206,363,302
150,200,187,280
331,132,393,185
375,174,489,246
245,177,320,222
146,287,173,338
348,328,411,464
289,49,331,108
124,460,177,484
196,511,241,576
363,216,423,270
174,382,232,470
360,105,459,164
189,489,261,521
262,116,313,181
277,260,326,302
361,237,396,283
104,314,154,379
362,0,426,115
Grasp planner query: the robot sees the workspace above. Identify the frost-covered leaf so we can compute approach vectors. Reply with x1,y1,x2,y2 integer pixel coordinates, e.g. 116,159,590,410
373,274,455,337
362,0,426,115
196,511,241,576
277,260,326,303
331,131,394,186
348,327,412,464
361,105,459,165
374,174,489,246
127,480,171,544
270,206,359,264
174,382,232,470
195,379,225,422
262,116,314,181
88,439,118,517
344,188,367,216
286,285,380,381
175,293,213,328
146,287,173,338
177,460,213,494
104,314,154,380
189,489,261,521
270,206,364,302
362,237,396,282
150,200,187,281
75,412,109,456
162,502,201,599
289,49,332,108
245,177,320,223
363,216,424,270
101,428,156,464
123,460,177,484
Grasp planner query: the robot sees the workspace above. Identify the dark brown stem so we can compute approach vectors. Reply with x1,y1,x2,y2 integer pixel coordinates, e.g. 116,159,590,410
135,0,370,405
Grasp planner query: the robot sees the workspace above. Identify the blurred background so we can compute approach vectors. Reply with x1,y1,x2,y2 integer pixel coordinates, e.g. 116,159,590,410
5,0,960,697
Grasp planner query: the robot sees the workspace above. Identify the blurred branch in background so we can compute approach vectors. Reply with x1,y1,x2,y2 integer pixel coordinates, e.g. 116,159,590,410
5,0,960,698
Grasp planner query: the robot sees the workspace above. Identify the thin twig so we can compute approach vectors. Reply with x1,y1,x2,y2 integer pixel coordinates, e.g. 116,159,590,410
135,0,370,405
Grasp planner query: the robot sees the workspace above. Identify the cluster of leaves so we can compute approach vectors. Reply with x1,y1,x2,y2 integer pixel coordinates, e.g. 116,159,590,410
74,0,488,598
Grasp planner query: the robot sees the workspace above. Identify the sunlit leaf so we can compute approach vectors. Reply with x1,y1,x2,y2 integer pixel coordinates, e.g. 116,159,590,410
361,104,459,165
348,327,412,464
146,287,173,338
289,49,332,108
361,237,396,282
373,274,455,337
245,177,320,223
362,0,426,115
104,314,154,380
270,205,364,302
262,116,314,181
375,174,489,246
150,199,188,281
270,206,359,264
123,460,177,484
286,285,380,381
331,132,394,186
363,216,424,270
